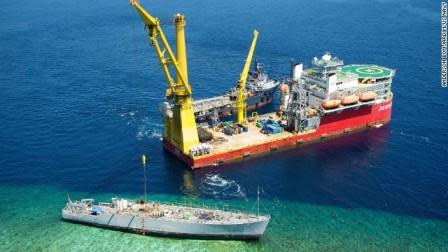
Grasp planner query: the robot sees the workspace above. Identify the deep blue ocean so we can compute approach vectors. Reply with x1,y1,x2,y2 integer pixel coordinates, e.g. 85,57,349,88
1,0,447,251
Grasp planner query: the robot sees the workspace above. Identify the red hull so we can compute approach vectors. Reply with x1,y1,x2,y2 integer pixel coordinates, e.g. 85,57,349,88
163,99,393,169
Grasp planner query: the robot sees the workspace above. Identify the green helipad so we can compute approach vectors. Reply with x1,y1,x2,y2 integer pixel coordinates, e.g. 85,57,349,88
341,64,393,78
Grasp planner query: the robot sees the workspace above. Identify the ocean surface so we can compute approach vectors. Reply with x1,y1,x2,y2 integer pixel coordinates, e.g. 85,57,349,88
0,0,447,251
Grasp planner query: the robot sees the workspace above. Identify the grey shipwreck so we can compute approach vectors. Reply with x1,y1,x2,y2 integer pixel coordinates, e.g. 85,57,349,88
62,198,270,240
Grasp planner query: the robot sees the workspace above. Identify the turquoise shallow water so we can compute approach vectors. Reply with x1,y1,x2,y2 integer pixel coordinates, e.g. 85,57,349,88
1,184,447,251
1,0,447,250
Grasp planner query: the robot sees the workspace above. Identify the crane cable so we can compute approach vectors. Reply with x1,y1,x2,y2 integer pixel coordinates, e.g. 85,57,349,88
129,0,139,66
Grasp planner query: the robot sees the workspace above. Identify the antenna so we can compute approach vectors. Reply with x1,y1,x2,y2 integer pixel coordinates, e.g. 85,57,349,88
67,192,72,203
257,186,260,217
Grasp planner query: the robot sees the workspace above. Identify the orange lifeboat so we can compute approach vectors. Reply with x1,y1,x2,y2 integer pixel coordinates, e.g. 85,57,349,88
279,84,289,94
359,91,377,102
341,95,359,105
322,99,341,109
306,108,318,117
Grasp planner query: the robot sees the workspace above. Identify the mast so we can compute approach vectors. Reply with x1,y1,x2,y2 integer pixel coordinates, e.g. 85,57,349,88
141,154,147,205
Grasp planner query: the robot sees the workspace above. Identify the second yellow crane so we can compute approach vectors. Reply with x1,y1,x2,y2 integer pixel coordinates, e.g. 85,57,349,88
237,30,259,126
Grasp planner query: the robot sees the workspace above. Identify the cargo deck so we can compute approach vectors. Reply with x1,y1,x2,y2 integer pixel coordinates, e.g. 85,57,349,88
207,113,293,154
164,98,393,169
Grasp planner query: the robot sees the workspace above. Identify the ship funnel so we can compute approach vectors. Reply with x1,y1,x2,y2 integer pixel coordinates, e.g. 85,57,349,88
292,63,303,82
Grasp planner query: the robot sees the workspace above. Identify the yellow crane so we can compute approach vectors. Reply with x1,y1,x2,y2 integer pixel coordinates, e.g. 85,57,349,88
130,0,259,153
130,0,198,154
236,30,259,126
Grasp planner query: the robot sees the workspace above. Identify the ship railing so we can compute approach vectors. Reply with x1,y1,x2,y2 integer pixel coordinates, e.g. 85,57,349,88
80,199,94,205
372,78,392,84
312,58,344,67
356,87,390,96
193,97,233,113
359,79,392,87
99,202,111,207
312,89,328,99
302,74,326,84
158,200,261,217
76,199,260,218
320,99,377,114
327,83,390,98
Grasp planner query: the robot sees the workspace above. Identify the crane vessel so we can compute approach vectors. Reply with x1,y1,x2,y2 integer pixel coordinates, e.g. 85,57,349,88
130,1,395,169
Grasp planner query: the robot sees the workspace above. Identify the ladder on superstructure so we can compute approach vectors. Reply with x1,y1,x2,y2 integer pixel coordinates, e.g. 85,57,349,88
286,80,308,132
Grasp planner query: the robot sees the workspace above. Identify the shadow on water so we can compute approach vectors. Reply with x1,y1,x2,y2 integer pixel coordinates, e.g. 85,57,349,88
158,126,448,221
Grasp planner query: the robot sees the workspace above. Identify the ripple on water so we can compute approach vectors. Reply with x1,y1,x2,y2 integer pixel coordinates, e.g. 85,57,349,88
116,108,163,141
199,174,247,199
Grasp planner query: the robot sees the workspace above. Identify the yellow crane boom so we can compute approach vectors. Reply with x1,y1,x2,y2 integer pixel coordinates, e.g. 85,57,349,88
131,0,260,154
237,30,259,126
130,0,199,153
130,0,190,97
